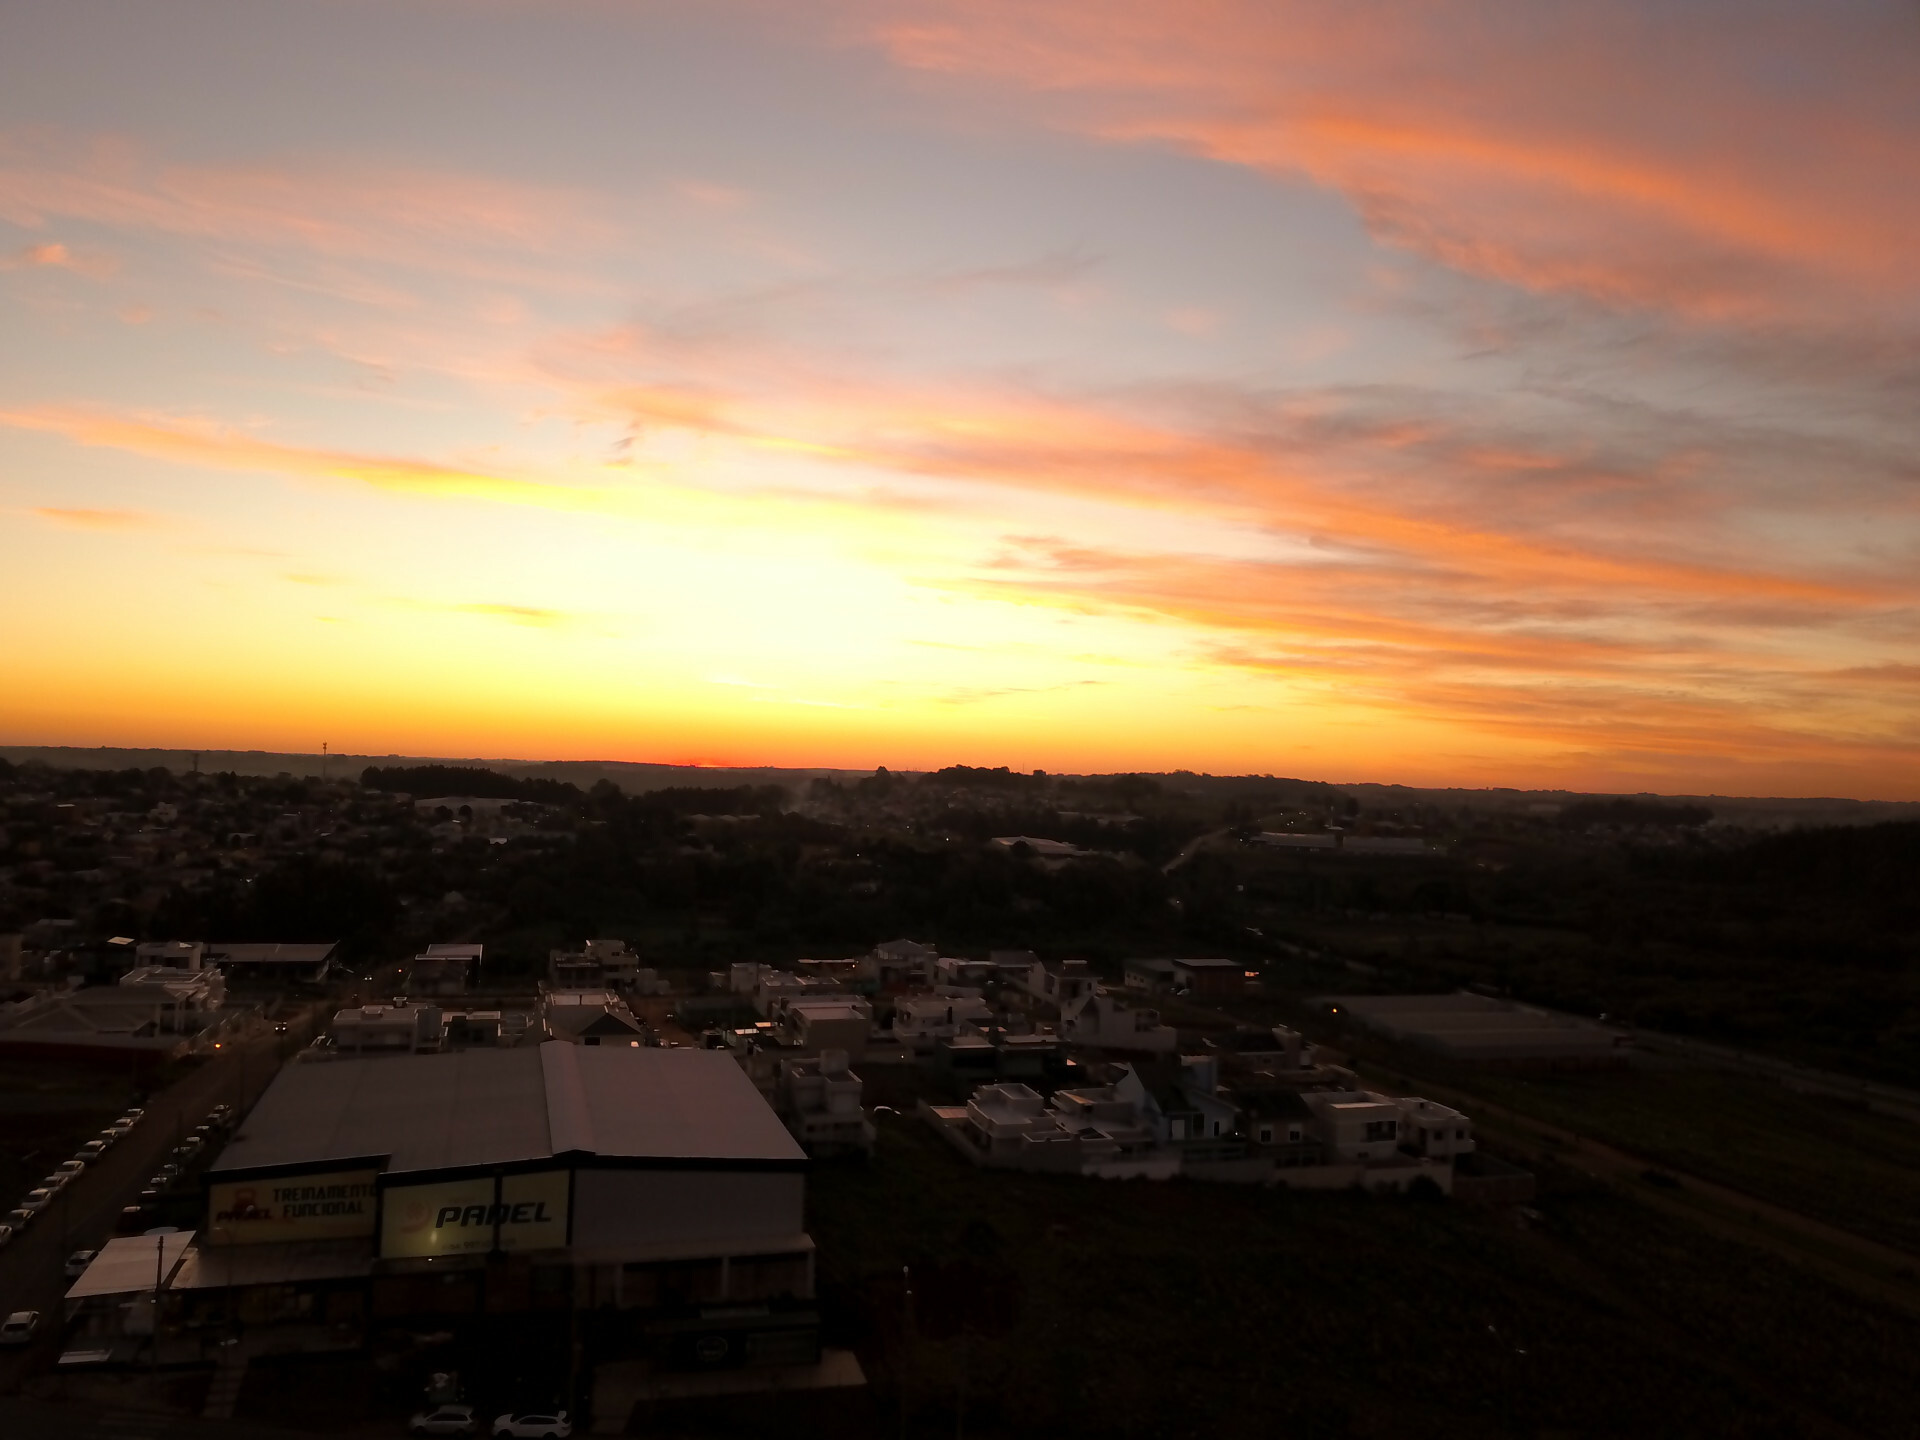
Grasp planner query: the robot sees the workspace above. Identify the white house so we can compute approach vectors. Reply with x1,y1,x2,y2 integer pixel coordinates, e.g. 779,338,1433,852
892,990,995,1048
1058,991,1179,1053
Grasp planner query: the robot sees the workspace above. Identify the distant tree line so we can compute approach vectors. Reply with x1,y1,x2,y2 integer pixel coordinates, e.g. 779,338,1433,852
361,765,583,805
1561,798,1714,829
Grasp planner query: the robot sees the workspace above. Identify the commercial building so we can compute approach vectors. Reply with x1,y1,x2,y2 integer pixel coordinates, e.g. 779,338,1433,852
0,976,238,1065
329,1002,445,1055
204,942,339,984
1322,992,1630,1069
158,1044,820,1375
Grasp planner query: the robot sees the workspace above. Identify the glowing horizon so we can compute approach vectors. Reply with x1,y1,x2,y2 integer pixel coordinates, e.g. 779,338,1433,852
5,3,1919,799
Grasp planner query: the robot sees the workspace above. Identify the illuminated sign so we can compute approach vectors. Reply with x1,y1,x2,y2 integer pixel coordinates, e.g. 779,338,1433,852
207,1169,380,1245
380,1171,571,1259
497,1170,569,1253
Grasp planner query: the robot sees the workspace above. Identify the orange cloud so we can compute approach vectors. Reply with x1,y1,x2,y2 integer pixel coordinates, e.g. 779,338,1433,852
1,406,616,512
31,506,160,530
854,1,1920,321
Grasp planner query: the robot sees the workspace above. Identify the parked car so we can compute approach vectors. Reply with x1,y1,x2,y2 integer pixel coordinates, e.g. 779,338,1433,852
43,1173,71,1194
54,1159,86,1180
177,1136,204,1156
108,1120,135,1138
0,1311,41,1347
273,1020,290,1035
408,1404,479,1436
64,1250,97,1279
19,1189,54,1216
76,1140,107,1160
96,1127,120,1147
117,1206,148,1234
492,1412,571,1438
0,1223,13,1249
122,1107,145,1122
6,1208,32,1230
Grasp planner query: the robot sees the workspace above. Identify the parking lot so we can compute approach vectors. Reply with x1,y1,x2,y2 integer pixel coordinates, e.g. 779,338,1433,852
0,1021,289,1392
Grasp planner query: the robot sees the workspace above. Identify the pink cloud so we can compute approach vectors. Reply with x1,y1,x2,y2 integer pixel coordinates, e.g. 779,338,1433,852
2,238,117,278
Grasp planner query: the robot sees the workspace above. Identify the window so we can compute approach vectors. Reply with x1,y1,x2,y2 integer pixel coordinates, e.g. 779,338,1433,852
1258,1126,1274,1144
1363,1119,1397,1142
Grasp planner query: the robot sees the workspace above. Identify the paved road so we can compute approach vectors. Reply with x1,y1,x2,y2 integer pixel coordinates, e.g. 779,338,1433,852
0,1021,295,1393
1631,1028,1920,1125
0,1392,385,1440
1162,826,1231,874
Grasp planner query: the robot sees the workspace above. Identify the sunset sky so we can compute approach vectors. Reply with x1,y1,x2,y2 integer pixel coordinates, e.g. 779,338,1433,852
4,2,1918,795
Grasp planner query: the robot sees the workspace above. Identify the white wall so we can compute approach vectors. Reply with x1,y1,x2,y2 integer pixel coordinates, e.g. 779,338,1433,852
572,1168,805,1254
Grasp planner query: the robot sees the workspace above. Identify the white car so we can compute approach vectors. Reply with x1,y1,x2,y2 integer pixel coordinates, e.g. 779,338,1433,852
5,1208,32,1231
54,1159,86,1181
64,1249,98,1279
0,1224,14,1249
76,1140,108,1161
108,1120,134,1138
122,1108,145,1123
492,1413,570,1438
408,1405,478,1437
19,1188,54,1216
0,1311,41,1347
44,1172,72,1192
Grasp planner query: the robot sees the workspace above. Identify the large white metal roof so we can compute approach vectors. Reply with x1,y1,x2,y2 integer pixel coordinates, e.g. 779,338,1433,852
213,1042,803,1179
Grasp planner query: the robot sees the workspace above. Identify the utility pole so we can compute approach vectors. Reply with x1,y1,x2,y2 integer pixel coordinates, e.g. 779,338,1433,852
152,1231,164,1375
899,1264,913,1440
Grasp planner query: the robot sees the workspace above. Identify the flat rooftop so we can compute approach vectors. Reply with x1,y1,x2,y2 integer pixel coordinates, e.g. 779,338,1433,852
214,1042,804,1179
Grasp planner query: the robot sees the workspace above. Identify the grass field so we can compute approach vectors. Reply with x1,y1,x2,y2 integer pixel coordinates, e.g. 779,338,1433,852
1406,1067,1920,1259
808,1113,1920,1439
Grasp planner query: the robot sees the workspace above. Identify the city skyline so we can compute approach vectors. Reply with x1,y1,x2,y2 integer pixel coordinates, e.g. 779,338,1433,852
5,2,1918,798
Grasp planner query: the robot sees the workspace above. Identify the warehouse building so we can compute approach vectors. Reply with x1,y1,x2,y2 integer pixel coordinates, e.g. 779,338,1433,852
1321,992,1630,1069
179,1042,819,1370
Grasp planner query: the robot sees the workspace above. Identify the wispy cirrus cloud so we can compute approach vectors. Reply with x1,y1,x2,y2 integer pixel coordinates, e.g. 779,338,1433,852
0,132,622,282
452,602,570,627
0,405,617,511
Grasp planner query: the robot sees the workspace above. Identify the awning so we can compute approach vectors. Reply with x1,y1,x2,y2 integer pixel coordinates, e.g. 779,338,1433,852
168,1240,375,1290
66,1231,196,1300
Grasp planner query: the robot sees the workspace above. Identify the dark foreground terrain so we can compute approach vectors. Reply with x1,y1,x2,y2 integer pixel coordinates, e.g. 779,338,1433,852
806,1116,1920,1440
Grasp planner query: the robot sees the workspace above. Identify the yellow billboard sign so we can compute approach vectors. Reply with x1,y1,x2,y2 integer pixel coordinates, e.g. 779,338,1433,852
207,1170,380,1245
497,1170,569,1253
380,1171,571,1259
